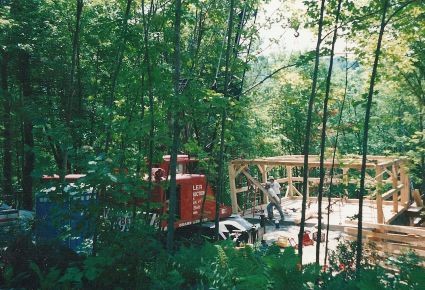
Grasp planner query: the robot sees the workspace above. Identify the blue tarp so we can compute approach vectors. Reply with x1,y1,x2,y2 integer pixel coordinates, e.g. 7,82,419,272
35,184,96,252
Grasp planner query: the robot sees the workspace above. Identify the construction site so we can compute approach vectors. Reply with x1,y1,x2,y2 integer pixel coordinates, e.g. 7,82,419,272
228,155,425,262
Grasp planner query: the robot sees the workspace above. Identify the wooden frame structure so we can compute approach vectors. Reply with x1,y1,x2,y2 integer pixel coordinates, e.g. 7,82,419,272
344,222,425,257
228,155,411,224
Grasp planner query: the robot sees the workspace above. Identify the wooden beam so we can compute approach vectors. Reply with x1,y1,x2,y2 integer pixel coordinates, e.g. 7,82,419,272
231,159,378,169
228,163,239,214
391,164,399,213
259,165,268,203
343,236,425,257
413,189,423,207
345,227,425,248
400,165,410,206
235,186,248,193
342,168,349,186
235,164,248,176
375,166,384,224
377,160,396,167
345,221,425,236
375,242,425,258
241,169,268,196
381,184,403,200
286,166,293,197
257,164,265,174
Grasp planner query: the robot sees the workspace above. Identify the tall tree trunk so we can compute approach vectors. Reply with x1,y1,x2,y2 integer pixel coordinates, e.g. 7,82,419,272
142,0,155,212
166,0,182,253
316,0,342,265
67,0,83,123
215,0,235,240
356,0,389,274
73,0,84,167
19,51,34,211
324,41,349,266
1,49,13,204
420,107,425,195
298,0,326,265
104,0,133,153
61,0,84,179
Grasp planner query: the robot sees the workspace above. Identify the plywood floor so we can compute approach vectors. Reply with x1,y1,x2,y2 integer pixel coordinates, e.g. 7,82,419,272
240,197,403,227
240,197,406,265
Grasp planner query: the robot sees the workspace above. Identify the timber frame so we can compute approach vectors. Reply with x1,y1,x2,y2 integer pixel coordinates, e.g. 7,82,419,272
228,155,411,224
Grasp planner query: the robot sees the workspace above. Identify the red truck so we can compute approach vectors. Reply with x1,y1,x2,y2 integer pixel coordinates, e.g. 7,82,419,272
150,155,233,230
37,155,255,248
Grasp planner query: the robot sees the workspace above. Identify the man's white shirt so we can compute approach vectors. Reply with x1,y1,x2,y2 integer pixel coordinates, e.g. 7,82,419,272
271,181,281,196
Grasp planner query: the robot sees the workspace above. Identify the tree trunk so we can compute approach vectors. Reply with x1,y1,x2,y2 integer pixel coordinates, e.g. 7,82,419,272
67,0,83,123
1,49,13,204
356,0,389,274
298,0,326,265
419,103,425,195
61,0,84,179
142,0,155,211
316,0,342,265
324,40,349,266
166,0,182,253
19,51,34,211
104,0,133,153
420,107,424,195
215,0,235,240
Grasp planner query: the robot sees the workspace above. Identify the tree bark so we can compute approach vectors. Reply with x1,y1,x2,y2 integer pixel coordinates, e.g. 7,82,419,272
104,0,133,153
420,107,425,195
356,0,389,274
316,0,342,265
298,0,326,265
19,51,34,210
167,0,182,253
1,49,13,204
142,0,155,211
324,40,349,266
61,0,84,179
215,0,235,240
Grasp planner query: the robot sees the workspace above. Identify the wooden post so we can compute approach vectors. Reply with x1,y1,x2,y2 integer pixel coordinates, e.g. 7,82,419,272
342,168,349,186
306,167,310,201
286,166,293,197
375,165,384,224
228,163,239,214
400,165,409,207
413,189,423,207
258,165,268,203
306,175,310,200
391,164,399,213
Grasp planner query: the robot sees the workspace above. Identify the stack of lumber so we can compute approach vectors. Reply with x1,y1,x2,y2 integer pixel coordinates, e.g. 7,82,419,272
344,222,425,257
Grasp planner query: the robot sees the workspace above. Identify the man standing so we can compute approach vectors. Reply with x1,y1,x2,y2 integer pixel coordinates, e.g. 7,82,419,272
269,176,281,200
265,182,284,221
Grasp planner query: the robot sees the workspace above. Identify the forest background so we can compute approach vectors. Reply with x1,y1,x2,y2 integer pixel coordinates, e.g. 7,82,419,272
0,0,424,289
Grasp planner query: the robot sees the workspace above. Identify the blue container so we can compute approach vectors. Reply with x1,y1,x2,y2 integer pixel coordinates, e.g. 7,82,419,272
35,184,96,252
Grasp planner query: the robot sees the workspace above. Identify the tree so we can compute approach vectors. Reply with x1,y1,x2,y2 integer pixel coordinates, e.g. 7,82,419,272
298,0,326,264
215,0,235,241
316,0,343,264
167,0,182,253
1,49,13,204
356,0,390,273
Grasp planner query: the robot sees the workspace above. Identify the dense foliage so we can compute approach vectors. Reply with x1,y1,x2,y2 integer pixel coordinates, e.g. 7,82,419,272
1,232,424,289
0,0,424,288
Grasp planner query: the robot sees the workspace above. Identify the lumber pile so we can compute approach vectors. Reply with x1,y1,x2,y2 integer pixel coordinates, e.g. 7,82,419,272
344,222,425,257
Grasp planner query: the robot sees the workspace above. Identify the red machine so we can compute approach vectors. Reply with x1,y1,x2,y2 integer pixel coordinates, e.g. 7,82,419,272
39,155,234,234
151,155,232,230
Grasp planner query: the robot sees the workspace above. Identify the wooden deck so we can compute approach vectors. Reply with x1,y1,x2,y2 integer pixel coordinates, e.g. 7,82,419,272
230,155,425,257
241,196,408,227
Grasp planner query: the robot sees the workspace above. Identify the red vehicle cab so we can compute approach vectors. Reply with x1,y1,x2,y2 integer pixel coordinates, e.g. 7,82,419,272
39,156,233,233
151,155,232,230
